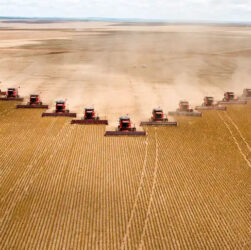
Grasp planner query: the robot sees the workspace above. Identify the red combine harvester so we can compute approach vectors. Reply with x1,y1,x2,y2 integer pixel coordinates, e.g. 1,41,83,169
195,96,226,111
241,88,251,100
0,88,24,101
168,101,202,117
218,92,247,105
140,108,177,126
16,94,49,109
42,100,76,117
71,107,108,125
105,116,146,136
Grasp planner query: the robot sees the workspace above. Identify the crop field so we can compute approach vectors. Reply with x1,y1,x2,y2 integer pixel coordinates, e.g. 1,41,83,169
0,21,251,249
0,101,250,249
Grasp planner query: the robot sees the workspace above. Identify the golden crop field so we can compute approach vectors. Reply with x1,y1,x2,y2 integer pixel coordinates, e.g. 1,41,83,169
0,21,251,249
0,100,250,249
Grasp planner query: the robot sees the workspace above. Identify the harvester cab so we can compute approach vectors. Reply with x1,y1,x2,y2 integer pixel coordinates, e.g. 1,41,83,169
204,96,214,106
85,107,95,119
56,100,66,112
242,88,251,100
179,101,192,112
7,88,18,98
224,92,235,101
30,94,41,104
152,108,164,121
119,116,135,131
244,88,251,97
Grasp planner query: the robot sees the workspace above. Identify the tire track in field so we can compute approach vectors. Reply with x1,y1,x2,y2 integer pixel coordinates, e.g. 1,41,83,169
138,128,159,250
224,112,251,152
217,112,251,168
120,133,149,250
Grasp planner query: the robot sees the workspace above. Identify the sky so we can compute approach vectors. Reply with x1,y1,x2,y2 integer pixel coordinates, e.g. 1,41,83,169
0,0,251,22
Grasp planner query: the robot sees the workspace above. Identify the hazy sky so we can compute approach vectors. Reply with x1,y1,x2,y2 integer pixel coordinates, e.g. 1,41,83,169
0,0,251,22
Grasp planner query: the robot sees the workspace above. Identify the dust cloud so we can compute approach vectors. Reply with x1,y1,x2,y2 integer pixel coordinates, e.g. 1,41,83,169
0,22,251,126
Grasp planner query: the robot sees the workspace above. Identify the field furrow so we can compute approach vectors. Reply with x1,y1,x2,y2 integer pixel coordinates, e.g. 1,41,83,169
0,101,250,249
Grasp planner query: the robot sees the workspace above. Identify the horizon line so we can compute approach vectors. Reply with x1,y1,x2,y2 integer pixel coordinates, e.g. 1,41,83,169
0,16,251,25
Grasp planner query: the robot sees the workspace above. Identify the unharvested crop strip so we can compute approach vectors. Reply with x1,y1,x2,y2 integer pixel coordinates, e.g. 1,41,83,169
217,112,251,168
138,128,159,250
155,125,244,248
224,112,251,152
120,133,149,249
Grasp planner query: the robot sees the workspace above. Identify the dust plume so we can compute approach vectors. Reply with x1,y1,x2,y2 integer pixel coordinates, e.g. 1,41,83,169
0,22,251,127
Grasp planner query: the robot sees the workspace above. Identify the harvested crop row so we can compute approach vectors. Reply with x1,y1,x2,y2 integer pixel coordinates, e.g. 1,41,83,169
0,102,250,249
137,112,250,249
225,102,251,144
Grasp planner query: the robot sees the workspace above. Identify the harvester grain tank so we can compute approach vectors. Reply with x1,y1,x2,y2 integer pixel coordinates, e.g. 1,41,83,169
42,100,76,117
241,88,251,100
218,92,247,105
140,108,177,126
168,101,202,117
195,97,227,110
0,88,24,101
105,116,146,136
71,107,108,124
16,94,49,109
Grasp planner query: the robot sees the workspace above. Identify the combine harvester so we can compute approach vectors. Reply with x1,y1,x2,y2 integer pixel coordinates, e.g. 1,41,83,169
140,108,177,126
0,88,24,101
168,101,202,117
195,96,226,111
71,107,108,125
105,116,146,136
241,88,251,101
218,92,247,105
42,100,76,117
16,94,49,109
